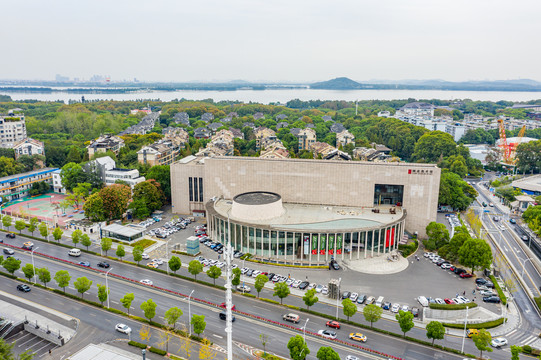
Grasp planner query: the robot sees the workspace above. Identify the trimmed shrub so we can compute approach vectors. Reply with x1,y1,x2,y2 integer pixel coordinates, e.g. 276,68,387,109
522,345,532,354
259,298,280,305
442,317,504,329
535,297,541,311
490,275,507,305
128,341,147,349
398,239,418,257
429,302,477,310
149,347,167,355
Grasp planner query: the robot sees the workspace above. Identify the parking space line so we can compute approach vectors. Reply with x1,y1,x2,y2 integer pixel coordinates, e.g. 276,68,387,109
18,335,38,347
39,345,58,358
34,341,52,354
28,338,46,350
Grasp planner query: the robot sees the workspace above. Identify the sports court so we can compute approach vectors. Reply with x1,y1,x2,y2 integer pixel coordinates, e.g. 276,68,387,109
1,193,85,226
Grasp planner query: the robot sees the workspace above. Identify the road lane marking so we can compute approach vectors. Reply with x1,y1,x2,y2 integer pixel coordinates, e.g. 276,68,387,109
213,334,223,338
111,301,119,304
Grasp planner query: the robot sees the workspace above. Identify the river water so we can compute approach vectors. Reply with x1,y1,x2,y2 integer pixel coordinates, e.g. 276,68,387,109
2,88,541,103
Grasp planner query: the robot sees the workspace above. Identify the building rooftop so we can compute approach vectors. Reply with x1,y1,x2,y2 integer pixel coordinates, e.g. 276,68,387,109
0,167,58,185
211,198,404,232
233,191,281,205
101,223,144,237
512,175,541,193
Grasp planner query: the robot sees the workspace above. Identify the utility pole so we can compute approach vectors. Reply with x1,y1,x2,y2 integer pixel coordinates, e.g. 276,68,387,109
225,214,233,360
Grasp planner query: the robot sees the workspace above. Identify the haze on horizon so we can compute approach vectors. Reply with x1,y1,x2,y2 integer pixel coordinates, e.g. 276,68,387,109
2,0,540,83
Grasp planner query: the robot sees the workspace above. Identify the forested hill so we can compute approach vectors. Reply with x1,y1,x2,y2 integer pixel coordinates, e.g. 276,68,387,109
310,77,365,89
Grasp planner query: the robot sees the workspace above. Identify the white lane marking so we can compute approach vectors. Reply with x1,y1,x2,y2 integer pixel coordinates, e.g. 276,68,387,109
27,338,46,350
18,335,38,347
213,334,223,338
111,301,119,304
523,336,538,346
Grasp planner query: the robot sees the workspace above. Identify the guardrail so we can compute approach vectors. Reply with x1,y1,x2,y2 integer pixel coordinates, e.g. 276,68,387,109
6,243,403,360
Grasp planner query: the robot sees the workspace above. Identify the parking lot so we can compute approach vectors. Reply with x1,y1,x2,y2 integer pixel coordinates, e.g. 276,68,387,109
4,330,58,358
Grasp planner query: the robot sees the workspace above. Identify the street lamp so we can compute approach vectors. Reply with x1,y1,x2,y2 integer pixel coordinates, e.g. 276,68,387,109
105,267,113,309
301,318,309,344
188,289,194,337
165,238,172,275
461,306,469,353
241,258,246,293
519,257,535,279
31,247,39,284
336,277,341,320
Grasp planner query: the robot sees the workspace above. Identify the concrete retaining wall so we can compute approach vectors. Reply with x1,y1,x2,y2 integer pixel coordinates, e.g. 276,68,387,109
425,306,501,324
24,322,64,346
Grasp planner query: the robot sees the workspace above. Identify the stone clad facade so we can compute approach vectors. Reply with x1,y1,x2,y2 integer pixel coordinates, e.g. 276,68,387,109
171,157,440,238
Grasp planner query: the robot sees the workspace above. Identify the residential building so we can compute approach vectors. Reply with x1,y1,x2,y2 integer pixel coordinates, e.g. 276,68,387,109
322,115,333,122
0,110,27,148
253,112,264,120
52,169,66,194
194,127,211,139
162,127,189,148
208,122,224,132
336,130,355,148
201,113,214,122
86,156,116,183
330,123,346,133
227,112,239,119
277,121,289,129
445,123,466,142
138,143,176,166
196,130,235,157
104,168,145,188
0,168,57,201
377,111,391,118
229,128,244,139
13,138,45,160
173,112,190,126
276,114,287,121
119,112,159,135
243,122,256,129
297,128,317,151
396,102,435,117
260,144,290,159
130,107,152,115
310,141,336,158
353,147,393,162
87,134,125,159
255,127,276,150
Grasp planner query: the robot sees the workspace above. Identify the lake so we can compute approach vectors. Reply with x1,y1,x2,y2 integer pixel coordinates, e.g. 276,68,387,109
2,88,541,103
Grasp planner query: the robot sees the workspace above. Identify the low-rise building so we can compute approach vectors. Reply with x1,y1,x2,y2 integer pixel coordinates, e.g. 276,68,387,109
195,129,235,157
138,143,176,166
173,112,190,126
336,130,355,148
13,138,45,160
0,110,27,148
255,127,276,150
201,113,214,122
104,168,145,188
0,168,57,201
512,175,541,196
445,123,466,142
52,169,66,194
297,128,317,151
194,127,211,139
260,144,290,159
87,135,125,159
100,223,145,242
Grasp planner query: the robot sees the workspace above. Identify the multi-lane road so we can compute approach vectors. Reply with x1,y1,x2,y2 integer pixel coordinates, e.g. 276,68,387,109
2,237,482,360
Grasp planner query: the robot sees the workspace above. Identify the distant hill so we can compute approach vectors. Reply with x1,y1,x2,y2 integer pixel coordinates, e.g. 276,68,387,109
311,77,365,89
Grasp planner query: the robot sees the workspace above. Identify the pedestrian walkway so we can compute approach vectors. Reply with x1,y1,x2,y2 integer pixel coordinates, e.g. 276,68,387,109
343,255,409,275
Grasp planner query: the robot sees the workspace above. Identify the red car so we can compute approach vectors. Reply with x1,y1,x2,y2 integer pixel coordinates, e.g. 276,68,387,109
326,320,340,329
444,298,455,304
460,272,473,278
219,303,236,311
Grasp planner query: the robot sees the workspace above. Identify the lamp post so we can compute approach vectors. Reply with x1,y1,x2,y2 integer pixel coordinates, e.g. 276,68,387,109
188,289,194,337
461,306,469,353
105,267,113,309
519,257,535,279
301,318,309,344
166,238,172,275
31,247,39,284
241,258,246,293
336,277,341,320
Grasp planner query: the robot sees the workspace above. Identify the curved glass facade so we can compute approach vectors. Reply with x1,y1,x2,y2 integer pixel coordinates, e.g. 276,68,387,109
207,212,406,265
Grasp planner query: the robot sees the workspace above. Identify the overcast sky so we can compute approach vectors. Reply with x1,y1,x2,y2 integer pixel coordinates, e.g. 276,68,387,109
2,0,540,83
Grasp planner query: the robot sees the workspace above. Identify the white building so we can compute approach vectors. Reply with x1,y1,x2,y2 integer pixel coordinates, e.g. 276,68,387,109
13,138,45,159
445,123,466,142
104,168,145,188
52,169,66,194
0,110,27,148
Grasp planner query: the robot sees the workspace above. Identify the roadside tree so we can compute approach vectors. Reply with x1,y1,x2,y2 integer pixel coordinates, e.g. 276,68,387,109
287,335,309,360
37,267,51,288
120,293,135,315
342,298,357,321
73,276,92,298
396,310,414,338
425,321,445,345
133,245,144,264
3,257,21,275
101,237,112,256
303,288,319,310
191,314,206,336
116,244,125,260
188,260,203,280
316,347,340,360
97,284,109,306
231,267,241,286
458,238,493,273
81,234,92,250
54,270,71,292
38,222,48,240
472,329,493,358
254,274,269,298
164,307,183,329
15,220,26,234
363,304,383,328
273,282,290,304
21,263,35,281
424,221,449,250
140,299,157,322
168,256,181,273
52,227,63,242
206,265,221,285
72,229,82,247
2,215,12,232
27,218,39,236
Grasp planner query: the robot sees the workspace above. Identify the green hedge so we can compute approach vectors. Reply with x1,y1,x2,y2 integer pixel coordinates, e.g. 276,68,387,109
442,317,505,329
398,239,418,257
429,303,478,310
128,340,147,349
149,347,167,355
259,298,280,305
172,250,197,257
490,275,507,305
534,297,541,311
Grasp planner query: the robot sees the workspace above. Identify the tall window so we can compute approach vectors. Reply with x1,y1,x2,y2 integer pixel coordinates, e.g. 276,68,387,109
194,177,199,202
199,177,203,203
374,184,404,206
189,177,193,202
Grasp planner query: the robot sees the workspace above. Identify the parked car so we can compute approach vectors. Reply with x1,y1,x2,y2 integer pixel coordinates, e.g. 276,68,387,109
480,290,496,296
17,284,31,292
115,323,131,334
444,298,455,304
298,281,309,290
509,219,517,224
382,302,391,310
483,296,501,303
441,263,452,269
435,298,445,304
342,291,351,299
391,303,400,313
401,305,409,312
454,268,466,274
460,272,473,278
366,296,375,304
357,294,367,304
292,280,302,288
318,329,337,339
350,292,359,302
315,284,324,293
410,307,419,317
326,320,340,329
457,296,471,303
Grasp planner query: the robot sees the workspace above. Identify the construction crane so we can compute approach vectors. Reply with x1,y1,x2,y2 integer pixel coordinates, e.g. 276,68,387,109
497,119,526,165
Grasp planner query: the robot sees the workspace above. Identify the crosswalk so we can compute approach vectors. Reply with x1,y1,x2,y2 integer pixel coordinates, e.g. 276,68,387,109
506,329,539,347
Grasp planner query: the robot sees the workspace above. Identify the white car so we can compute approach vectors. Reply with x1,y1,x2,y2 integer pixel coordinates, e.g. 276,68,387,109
252,270,262,277
480,290,496,296
499,225,506,231
286,278,295,286
401,304,409,312
115,323,131,334
236,284,251,292
431,257,441,263
141,253,150,260
346,356,359,360
240,267,249,274
292,280,302,288
453,297,463,304
491,337,508,347
435,298,445,305
308,283,316,290
391,303,400,313
140,279,153,286
350,292,359,302
317,329,337,339
457,296,471,303
322,286,328,295
423,252,432,258
152,258,164,265
315,284,324,293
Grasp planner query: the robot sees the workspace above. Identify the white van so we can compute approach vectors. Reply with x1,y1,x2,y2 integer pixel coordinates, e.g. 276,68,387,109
68,248,81,257
375,296,385,307
417,296,429,307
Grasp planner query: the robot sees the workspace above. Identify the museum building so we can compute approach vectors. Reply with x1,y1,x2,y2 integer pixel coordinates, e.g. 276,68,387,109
171,156,440,263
